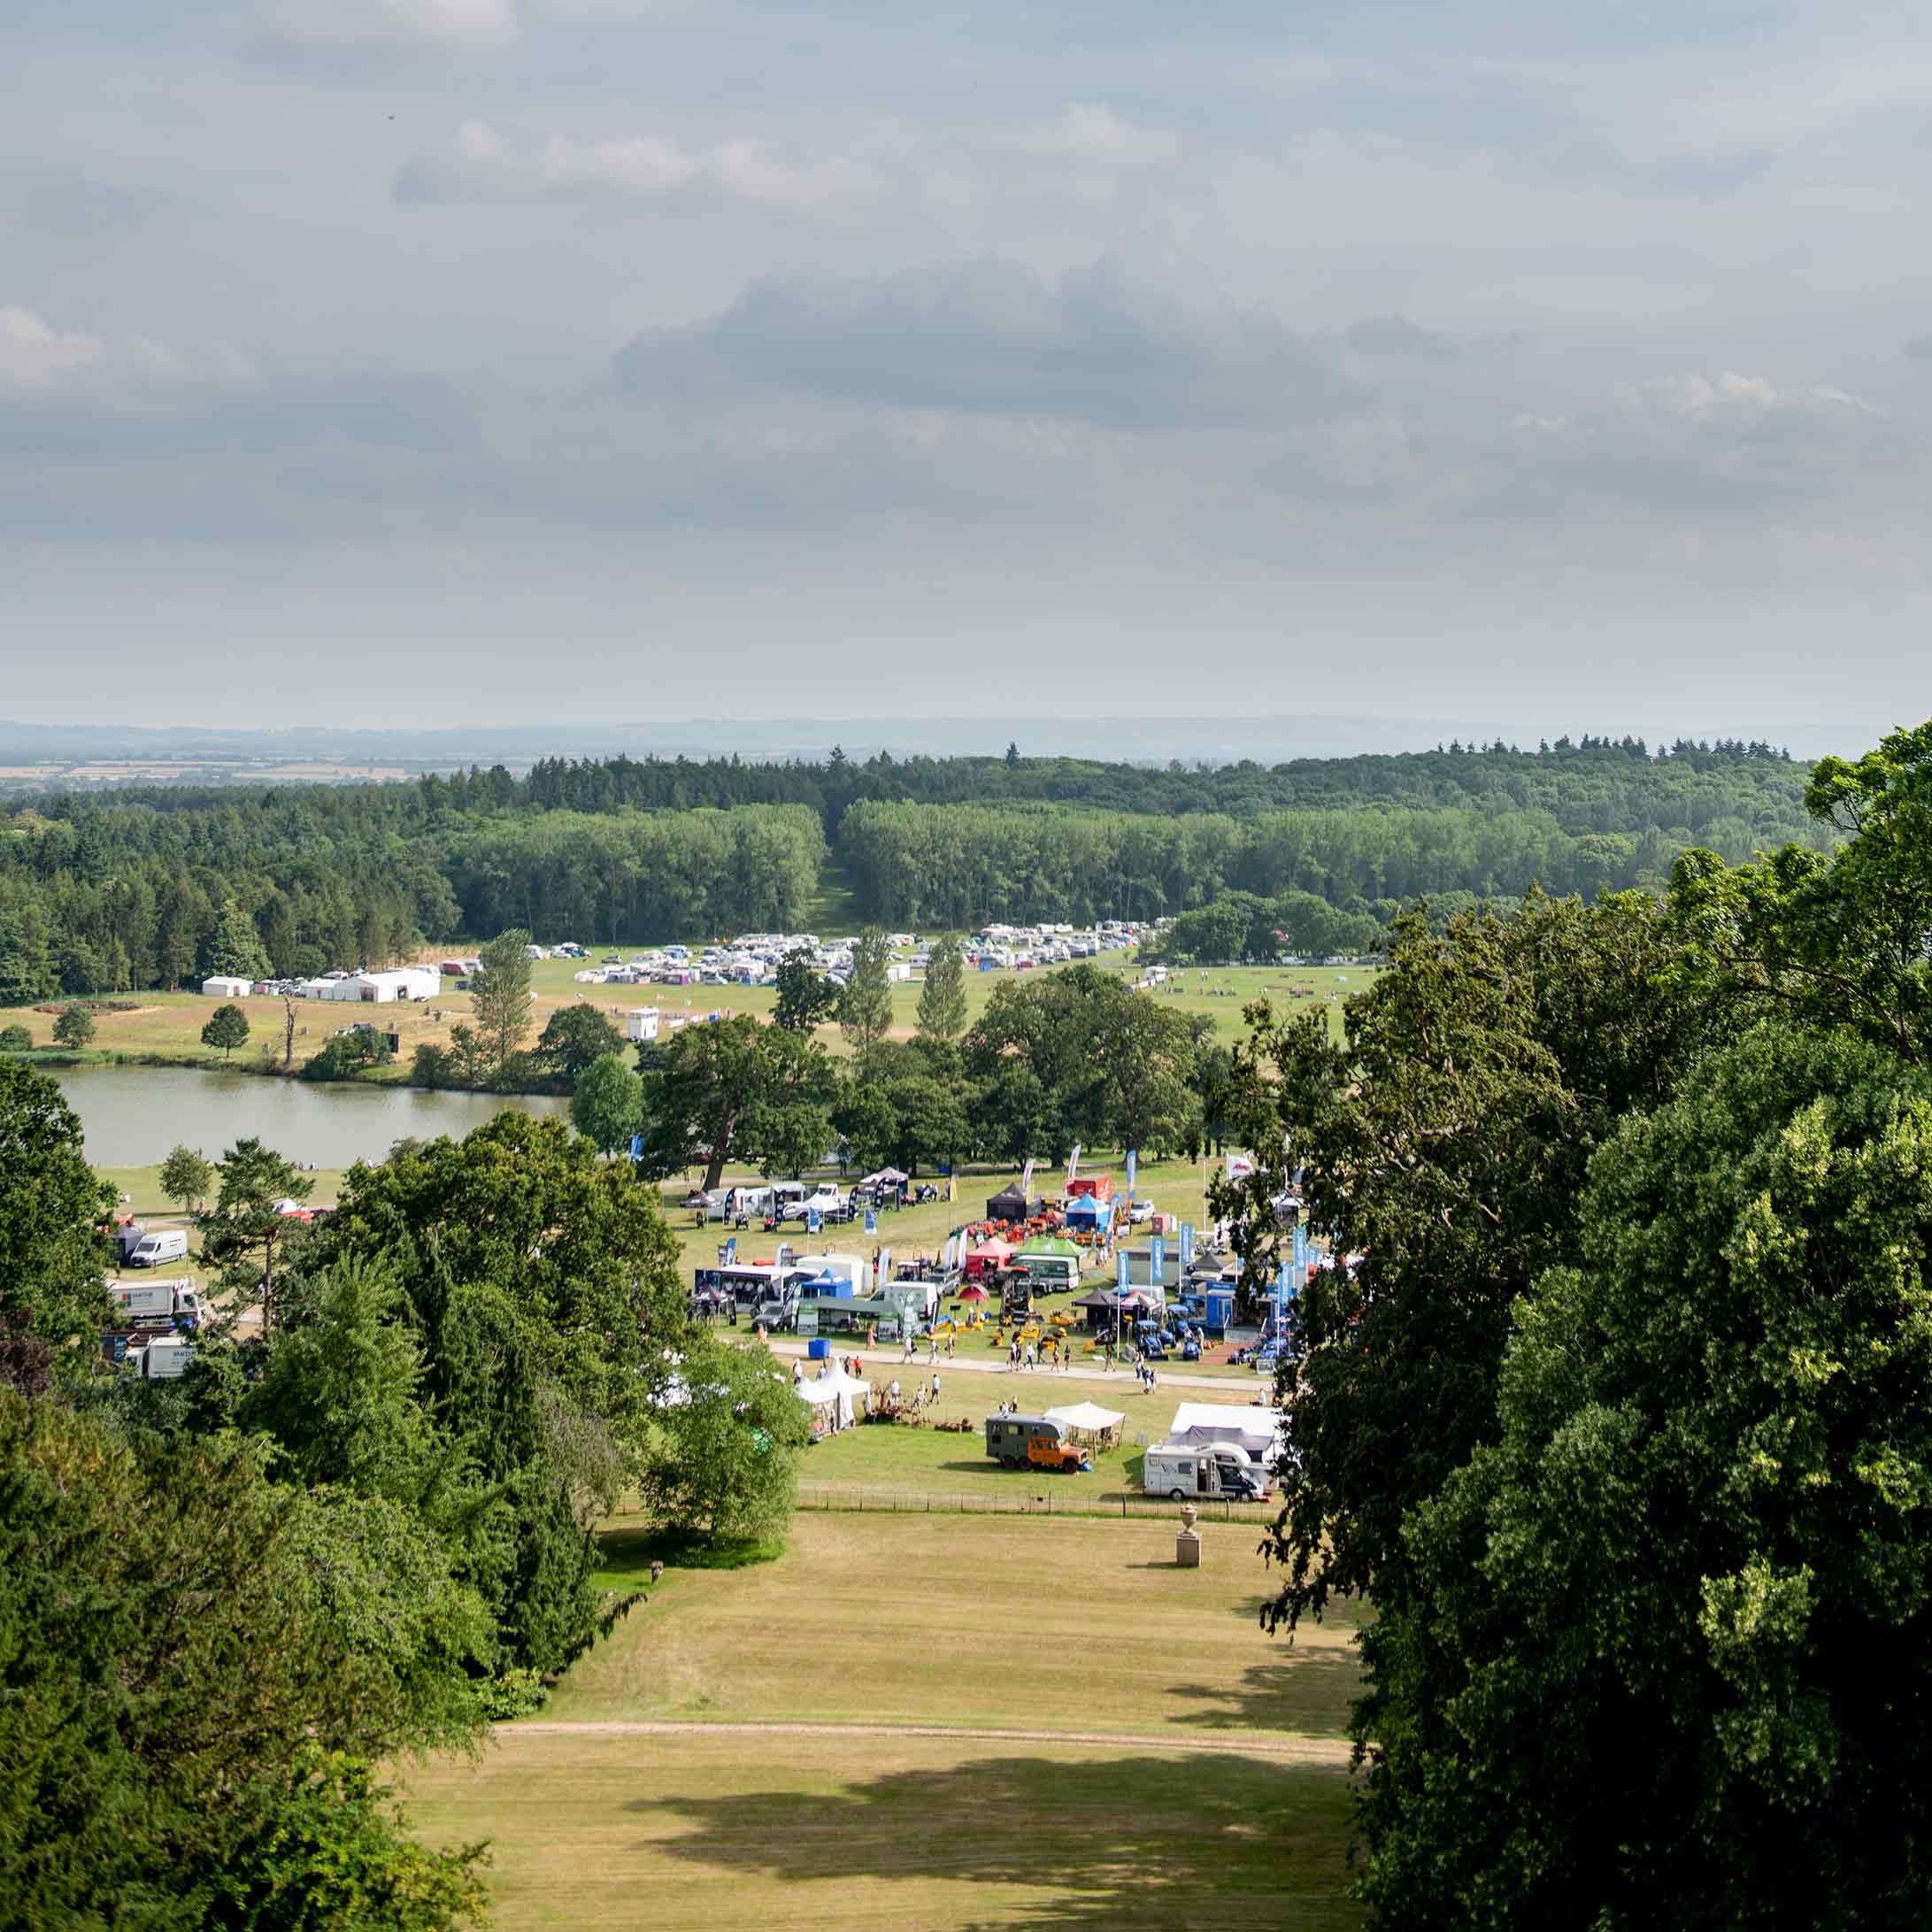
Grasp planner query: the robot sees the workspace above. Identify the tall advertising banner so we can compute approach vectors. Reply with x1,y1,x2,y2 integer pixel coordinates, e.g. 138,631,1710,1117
1125,1149,1137,1195
1117,1250,1129,1290
1150,1234,1166,1284
1180,1222,1195,1267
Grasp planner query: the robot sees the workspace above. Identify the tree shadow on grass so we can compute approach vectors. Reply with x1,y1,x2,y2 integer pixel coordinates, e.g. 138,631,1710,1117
635,1751,1361,1932
1163,1655,1363,1736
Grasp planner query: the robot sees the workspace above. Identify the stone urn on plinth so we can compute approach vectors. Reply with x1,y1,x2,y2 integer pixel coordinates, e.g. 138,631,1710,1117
1175,1501,1202,1568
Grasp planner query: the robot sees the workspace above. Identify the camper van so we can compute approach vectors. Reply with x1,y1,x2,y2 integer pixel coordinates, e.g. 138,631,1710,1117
984,1413,1067,1468
126,1229,189,1268
1142,1441,1272,1503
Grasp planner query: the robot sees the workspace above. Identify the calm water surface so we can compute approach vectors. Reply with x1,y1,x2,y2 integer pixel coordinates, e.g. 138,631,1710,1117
50,1066,566,1169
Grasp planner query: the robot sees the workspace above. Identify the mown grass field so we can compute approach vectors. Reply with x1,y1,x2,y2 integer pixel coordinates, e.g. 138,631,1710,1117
9,954,1373,1075
403,1511,1365,1931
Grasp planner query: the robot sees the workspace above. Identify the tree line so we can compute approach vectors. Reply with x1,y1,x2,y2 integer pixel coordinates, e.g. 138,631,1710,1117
0,742,1826,1003
1212,719,1932,1926
0,1064,807,1929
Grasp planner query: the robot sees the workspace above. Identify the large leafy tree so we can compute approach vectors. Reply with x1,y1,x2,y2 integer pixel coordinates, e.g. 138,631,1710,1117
914,935,968,1045
201,1138,312,1336
315,1117,686,1676
534,1001,625,1082
1214,892,1719,1629
469,928,534,1074
838,928,895,1066
1364,1026,1932,1929
570,1051,643,1158
638,1336,811,1542
1671,718,1932,1066
966,961,1200,1155
773,946,837,1033
204,897,270,981
0,1060,113,1388
200,1002,250,1060
158,1144,216,1217
639,1014,835,1189
0,1391,488,1931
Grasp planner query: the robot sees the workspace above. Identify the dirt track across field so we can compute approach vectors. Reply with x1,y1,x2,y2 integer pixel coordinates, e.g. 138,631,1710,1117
507,1718,1349,1764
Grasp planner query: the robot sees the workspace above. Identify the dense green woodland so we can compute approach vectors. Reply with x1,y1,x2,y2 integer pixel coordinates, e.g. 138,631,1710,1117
0,1091,805,1931
1214,719,1932,1928
0,741,1821,997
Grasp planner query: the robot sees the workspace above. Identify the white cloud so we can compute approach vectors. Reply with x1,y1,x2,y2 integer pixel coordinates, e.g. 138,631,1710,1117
254,0,519,56
0,303,468,455
0,305,103,391
394,119,868,214
1029,104,1178,166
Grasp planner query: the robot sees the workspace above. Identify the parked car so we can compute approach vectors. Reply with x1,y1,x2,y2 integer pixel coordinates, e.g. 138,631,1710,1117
1028,1435,1092,1474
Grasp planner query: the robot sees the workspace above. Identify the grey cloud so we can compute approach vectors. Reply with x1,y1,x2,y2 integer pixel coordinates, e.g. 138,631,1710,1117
1348,313,1453,359
1905,335,1932,363
616,257,1360,428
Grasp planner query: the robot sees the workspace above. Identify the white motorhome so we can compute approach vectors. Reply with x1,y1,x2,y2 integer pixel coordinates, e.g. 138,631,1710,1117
1142,1441,1272,1503
127,1229,189,1268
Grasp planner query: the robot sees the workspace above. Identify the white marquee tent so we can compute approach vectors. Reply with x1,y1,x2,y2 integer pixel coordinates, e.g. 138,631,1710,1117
1044,1401,1126,1439
797,1363,871,1429
1167,1402,1282,1459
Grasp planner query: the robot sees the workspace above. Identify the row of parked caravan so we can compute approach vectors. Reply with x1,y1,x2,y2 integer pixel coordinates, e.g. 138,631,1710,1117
981,1413,1275,1501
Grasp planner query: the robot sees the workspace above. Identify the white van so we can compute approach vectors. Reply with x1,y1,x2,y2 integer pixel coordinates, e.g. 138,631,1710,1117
127,1228,189,1268
1143,1441,1272,1503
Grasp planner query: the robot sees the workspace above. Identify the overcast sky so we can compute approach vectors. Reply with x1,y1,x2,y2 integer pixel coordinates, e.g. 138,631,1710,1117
4,1,1929,743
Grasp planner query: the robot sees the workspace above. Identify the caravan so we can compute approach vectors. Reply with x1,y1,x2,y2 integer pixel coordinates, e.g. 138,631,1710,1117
1143,1442,1272,1503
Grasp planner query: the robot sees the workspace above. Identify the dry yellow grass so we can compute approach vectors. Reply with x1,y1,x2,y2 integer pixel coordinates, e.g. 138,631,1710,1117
403,1510,1365,1931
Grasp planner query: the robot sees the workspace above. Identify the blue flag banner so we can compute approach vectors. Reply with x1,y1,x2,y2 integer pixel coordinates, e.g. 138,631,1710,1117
1150,1234,1166,1282
629,1133,643,1161
865,1208,878,1235
807,1209,820,1234
1117,1250,1129,1289
1125,1149,1137,1193
1293,1221,1308,1276
724,1236,737,1265
1180,1221,1194,1267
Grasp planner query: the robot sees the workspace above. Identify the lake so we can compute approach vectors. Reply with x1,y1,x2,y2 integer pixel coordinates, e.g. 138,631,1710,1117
49,1066,567,1170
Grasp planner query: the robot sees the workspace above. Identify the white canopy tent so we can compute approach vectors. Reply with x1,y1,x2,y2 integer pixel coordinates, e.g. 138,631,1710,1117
1044,1401,1126,1438
797,1363,871,1429
1167,1402,1282,1459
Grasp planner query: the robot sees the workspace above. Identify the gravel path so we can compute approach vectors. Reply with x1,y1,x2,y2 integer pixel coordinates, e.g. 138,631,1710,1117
762,1335,1258,1395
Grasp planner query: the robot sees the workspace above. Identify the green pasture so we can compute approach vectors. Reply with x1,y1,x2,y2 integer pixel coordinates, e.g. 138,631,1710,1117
8,949,1373,1081
403,1511,1364,1931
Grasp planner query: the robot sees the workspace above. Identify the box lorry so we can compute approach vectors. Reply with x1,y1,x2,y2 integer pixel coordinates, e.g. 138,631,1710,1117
135,1335,196,1379
110,1278,206,1331
1142,1441,1272,1503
